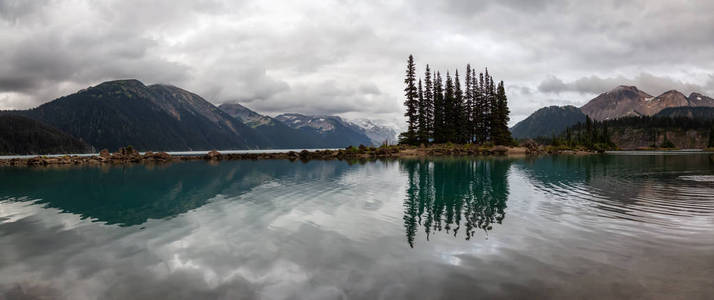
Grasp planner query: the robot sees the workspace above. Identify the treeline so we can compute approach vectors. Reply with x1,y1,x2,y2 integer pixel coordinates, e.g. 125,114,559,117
548,116,616,151
0,114,92,155
400,55,512,146
538,115,714,149
595,115,714,131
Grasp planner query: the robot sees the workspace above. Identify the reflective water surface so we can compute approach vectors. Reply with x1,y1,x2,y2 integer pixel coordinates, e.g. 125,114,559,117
1,155,713,299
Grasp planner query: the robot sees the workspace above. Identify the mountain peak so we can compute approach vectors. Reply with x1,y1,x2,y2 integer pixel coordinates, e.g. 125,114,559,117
608,85,644,95
582,85,653,120
510,105,586,139
659,89,685,96
652,90,687,104
607,85,650,97
687,92,714,107
96,79,146,88
614,85,639,91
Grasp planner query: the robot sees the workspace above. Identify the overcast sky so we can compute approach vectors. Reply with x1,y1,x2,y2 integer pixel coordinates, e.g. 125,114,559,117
1,0,713,127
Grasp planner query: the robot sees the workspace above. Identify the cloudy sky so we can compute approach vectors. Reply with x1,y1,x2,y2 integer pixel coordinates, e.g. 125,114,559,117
1,0,713,126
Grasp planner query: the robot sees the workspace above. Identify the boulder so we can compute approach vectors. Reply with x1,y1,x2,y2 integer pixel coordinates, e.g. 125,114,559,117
27,156,47,166
111,146,142,162
206,150,222,160
99,149,111,159
144,151,171,161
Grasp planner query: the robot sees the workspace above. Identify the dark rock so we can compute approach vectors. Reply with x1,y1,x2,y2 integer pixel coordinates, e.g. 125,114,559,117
144,151,172,161
99,149,111,158
206,150,222,160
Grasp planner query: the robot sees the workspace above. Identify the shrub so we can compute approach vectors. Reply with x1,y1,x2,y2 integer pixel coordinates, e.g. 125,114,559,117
659,139,675,149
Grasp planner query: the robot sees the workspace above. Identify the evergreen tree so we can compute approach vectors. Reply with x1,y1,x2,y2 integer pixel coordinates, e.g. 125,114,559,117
475,72,486,143
464,65,473,143
423,65,434,142
454,70,466,143
443,72,456,142
433,72,445,143
602,122,613,147
470,68,479,143
401,55,419,145
484,68,494,143
493,81,512,145
585,115,593,147
565,128,573,147
417,79,428,144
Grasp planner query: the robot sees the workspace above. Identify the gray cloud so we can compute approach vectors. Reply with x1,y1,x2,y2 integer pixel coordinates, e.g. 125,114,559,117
0,0,50,22
0,0,713,124
538,73,711,97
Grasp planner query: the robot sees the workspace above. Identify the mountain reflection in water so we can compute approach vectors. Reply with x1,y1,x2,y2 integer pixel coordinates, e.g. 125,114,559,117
0,160,351,226
0,155,713,299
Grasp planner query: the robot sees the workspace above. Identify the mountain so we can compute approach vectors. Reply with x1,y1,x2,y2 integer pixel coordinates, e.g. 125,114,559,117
218,103,273,127
654,106,714,119
220,103,394,147
349,118,399,146
581,86,714,121
511,105,586,139
18,80,268,151
687,92,714,107
580,86,654,121
218,103,324,148
0,114,92,155
275,113,373,147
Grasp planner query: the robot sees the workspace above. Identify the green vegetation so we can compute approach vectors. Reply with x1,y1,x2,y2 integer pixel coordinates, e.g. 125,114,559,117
535,116,616,151
400,55,512,146
533,114,714,151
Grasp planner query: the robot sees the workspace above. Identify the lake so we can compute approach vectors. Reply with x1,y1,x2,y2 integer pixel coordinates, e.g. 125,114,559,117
1,155,713,299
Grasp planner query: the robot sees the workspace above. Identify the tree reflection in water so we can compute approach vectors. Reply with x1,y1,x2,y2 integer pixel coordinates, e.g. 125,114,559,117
401,158,511,247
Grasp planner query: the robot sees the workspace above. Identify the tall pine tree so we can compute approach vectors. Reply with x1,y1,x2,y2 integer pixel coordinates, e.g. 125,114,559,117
423,65,434,142
464,65,473,143
402,55,419,145
443,72,456,142
454,70,466,143
486,71,495,143
417,79,428,144
475,72,486,143
493,81,512,145
433,72,445,143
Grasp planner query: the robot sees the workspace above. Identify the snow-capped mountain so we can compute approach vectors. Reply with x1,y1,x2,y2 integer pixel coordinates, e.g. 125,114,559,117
274,113,373,146
349,118,399,146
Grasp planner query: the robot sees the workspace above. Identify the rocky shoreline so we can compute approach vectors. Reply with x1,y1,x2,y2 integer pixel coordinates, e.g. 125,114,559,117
0,144,592,167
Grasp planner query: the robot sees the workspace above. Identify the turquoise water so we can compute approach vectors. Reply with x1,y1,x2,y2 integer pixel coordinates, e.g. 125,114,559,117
0,155,713,299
